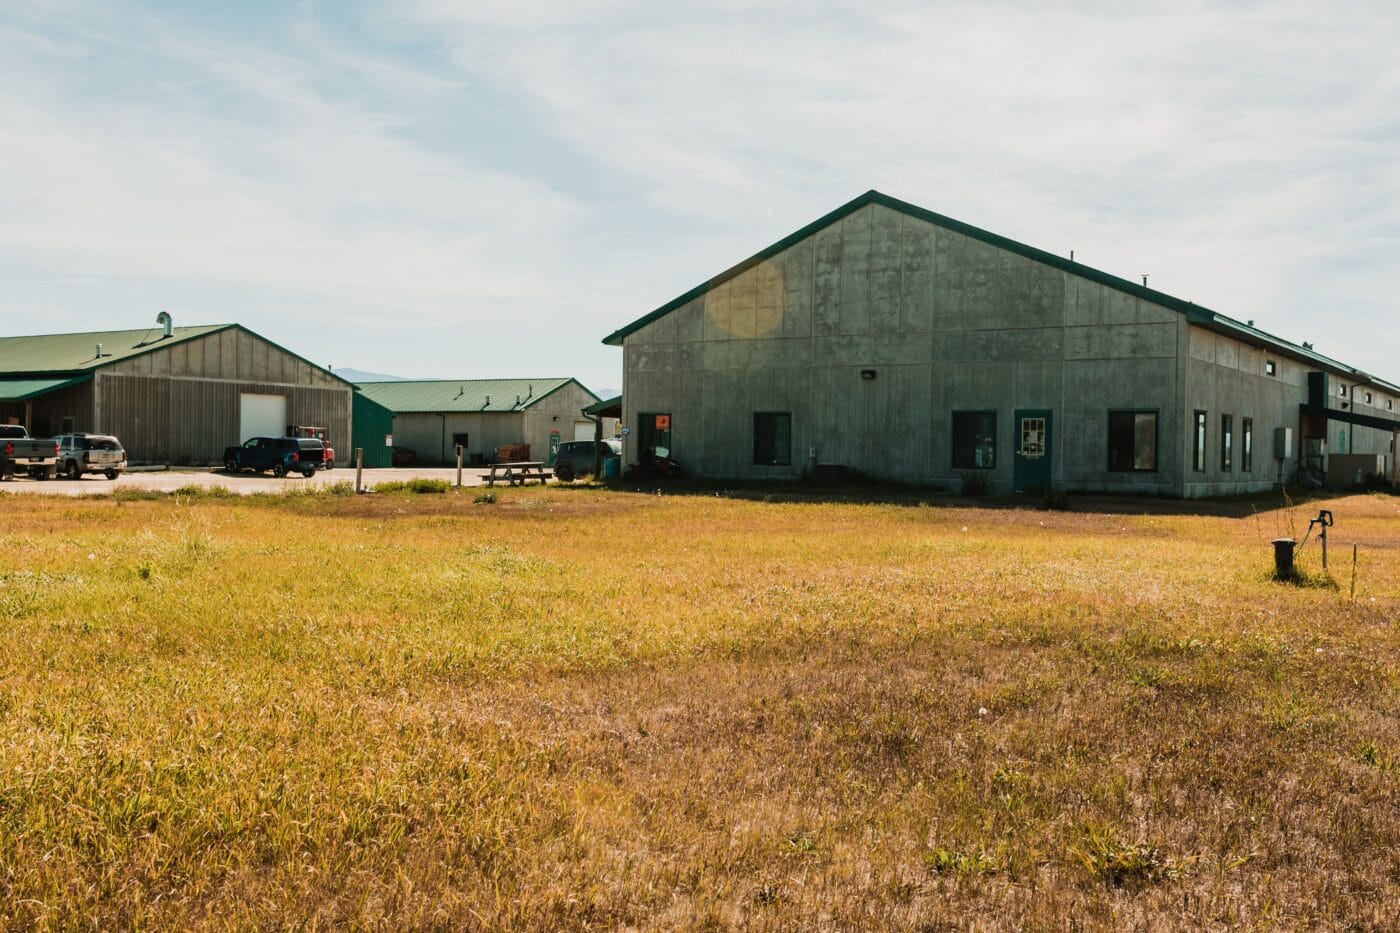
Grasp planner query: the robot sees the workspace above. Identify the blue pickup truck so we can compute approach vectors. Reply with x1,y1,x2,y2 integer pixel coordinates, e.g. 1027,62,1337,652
222,437,324,477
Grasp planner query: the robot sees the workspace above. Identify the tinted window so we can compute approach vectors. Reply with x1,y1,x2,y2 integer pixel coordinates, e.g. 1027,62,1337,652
753,412,792,466
952,411,996,469
1108,411,1157,472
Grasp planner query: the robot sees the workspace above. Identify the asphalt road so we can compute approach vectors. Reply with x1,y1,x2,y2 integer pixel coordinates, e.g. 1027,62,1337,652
0,465,540,496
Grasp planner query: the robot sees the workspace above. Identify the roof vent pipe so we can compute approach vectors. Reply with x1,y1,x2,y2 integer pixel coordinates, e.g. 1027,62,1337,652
95,343,103,359
156,310,173,338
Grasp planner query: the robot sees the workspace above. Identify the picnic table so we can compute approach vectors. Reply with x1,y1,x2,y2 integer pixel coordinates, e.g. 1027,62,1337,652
484,460,552,487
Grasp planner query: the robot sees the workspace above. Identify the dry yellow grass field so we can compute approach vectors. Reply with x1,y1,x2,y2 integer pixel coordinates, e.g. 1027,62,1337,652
0,483,1397,929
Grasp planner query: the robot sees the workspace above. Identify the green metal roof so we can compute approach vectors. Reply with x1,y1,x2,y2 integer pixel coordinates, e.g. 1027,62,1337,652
0,374,92,401
355,378,598,414
583,394,621,416
0,324,233,374
602,190,1398,392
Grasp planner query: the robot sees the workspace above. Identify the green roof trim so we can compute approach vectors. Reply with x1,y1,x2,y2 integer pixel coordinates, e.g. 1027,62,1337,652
601,190,1396,390
0,323,351,386
0,374,92,401
583,394,621,416
355,378,598,414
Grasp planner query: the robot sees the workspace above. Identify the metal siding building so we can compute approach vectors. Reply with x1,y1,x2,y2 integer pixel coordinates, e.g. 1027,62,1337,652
605,191,1400,496
354,378,608,465
0,323,352,465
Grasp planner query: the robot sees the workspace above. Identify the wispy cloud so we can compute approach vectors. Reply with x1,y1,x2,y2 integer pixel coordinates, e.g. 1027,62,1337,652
1,1,1396,386
406,0,1400,374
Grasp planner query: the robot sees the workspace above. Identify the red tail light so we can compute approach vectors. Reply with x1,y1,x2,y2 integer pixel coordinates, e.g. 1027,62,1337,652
291,452,300,463
3,442,11,456
54,442,60,455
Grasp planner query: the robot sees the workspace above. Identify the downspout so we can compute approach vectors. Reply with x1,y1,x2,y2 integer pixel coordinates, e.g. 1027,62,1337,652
438,413,447,465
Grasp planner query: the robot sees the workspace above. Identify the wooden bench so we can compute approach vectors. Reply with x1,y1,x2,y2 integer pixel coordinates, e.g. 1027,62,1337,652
484,460,552,487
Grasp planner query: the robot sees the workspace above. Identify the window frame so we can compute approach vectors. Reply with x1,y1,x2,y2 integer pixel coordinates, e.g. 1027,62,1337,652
752,411,792,467
1221,414,1233,472
1106,409,1159,473
951,410,997,470
1265,359,1277,377
1242,417,1253,473
1192,410,1207,472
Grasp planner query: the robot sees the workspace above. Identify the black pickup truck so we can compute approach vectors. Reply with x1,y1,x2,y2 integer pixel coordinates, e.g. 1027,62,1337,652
222,437,324,478
0,425,58,480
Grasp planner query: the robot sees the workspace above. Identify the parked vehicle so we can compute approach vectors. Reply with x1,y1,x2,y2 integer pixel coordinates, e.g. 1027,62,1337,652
287,426,335,469
391,446,418,467
0,425,58,480
55,433,126,480
553,438,621,482
222,437,324,477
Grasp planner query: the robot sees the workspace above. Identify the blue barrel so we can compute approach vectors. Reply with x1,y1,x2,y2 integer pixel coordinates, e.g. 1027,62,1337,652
602,457,620,481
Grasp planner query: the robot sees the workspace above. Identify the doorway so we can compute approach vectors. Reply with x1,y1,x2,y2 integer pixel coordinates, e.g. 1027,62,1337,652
638,412,672,457
1013,409,1052,493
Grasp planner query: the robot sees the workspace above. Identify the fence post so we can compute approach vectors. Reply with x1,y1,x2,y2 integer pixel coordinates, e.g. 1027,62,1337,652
455,444,463,488
354,447,364,494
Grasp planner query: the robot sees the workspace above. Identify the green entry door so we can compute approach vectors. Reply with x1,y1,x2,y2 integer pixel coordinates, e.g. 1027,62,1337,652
548,430,561,465
1013,409,1053,493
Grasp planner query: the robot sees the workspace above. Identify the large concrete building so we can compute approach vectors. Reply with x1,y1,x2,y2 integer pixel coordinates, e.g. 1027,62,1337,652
605,191,1399,496
354,378,609,465
0,319,352,465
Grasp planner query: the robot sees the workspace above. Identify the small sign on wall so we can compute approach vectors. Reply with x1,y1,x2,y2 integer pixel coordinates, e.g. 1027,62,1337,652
385,434,393,446
655,414,670,430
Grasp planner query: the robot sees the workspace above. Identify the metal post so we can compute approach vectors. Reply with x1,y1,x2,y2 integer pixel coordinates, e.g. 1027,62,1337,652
1321,523,1328,571
1350,544,1358,602
1272,538,1296,580
354,447,364,494
455,444,463,488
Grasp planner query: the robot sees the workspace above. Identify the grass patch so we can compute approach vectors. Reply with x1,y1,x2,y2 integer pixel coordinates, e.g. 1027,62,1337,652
371,477,450,494
0,489,1394,928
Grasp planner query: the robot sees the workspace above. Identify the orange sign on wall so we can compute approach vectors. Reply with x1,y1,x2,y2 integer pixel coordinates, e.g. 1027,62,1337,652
655,415,671,430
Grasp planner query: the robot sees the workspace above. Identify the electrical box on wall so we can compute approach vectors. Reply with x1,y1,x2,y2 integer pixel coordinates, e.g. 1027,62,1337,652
1274,427,1293,460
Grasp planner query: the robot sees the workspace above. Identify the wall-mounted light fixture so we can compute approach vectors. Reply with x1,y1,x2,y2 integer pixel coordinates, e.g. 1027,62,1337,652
860,369,877,380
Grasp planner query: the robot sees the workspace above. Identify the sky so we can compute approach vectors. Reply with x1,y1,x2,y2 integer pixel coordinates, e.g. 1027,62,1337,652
1,0,1397,392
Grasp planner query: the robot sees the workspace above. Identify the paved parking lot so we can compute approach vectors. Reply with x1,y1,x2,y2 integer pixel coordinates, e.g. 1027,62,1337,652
0,465,547,495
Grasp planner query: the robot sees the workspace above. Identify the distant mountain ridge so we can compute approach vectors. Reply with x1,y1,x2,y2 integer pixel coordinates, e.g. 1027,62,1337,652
334,367,411,383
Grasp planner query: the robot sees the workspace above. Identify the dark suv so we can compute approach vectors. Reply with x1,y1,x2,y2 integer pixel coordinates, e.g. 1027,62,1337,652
222,437,324,477
553,439,621,481
55,433,127,481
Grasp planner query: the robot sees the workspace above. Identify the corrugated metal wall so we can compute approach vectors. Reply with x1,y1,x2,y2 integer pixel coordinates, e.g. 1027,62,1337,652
90,328,352,465
351,393,395,467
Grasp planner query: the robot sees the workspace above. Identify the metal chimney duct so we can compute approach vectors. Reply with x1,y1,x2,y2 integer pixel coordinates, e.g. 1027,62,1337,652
156,310,173,338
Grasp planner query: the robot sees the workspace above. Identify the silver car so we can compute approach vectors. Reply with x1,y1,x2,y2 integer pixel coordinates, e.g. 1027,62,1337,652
55,433,127,481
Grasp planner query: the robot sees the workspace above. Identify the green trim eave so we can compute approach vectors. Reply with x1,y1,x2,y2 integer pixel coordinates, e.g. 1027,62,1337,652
523,377,599,411
600,189,1393,388
583,394,621,416
0,373,92,401
1300,403,1400,434
81,323,349,386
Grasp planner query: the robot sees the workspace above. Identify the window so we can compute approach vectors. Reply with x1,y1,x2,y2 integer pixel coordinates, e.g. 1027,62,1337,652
1265,359,1276,376
638,412,672,458
1019,418,1046,457
1221,414,1233,472
951,411,997,469
1242,418,1253,472
1107,411,1157,472
1365,391,1373,405
1339,385,1348,397
1193,411,1207,472
752,412,791,466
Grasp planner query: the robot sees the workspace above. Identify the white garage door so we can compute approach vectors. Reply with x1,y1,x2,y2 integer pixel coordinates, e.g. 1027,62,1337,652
573,421,595,441
239,393,287,443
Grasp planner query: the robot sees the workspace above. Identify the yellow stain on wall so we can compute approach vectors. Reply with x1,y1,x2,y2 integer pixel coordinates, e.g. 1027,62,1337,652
704,260,785,340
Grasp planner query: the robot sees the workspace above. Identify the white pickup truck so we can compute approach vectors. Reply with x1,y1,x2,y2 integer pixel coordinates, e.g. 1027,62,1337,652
0,425,59,480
